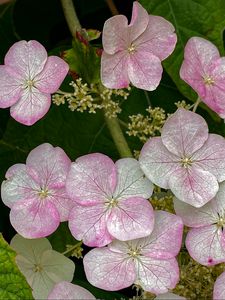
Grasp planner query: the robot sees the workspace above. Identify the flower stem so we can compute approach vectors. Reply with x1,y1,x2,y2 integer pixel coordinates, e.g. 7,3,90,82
60,0,81,36
62,241,82,256
192,97,201,112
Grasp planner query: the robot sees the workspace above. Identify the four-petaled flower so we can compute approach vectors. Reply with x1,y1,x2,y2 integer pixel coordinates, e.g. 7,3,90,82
180,37,225,118
1,143,74,238
0,40,69,125
139,108,225,207
83,211,183,294
101,1,177,90
66,153,154,247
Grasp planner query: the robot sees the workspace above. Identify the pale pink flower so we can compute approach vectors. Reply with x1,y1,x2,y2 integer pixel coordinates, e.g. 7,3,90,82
101,1,177,90
213,270,225,299
139,108,225,207
48,281,95,300
180,37,225,118
0,40,69,125
83,211,183,293
1,143,74,238
174,181,225,266
66,153,154,247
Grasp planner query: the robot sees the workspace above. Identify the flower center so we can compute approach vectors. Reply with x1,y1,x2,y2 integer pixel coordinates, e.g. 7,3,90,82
217,216,225,228
128,247,141,258
24,79,35,90
127,43,136,54
38,188,49,199
106,197,118,208
203,75,214,85
33,264,43,273
181,157,192,168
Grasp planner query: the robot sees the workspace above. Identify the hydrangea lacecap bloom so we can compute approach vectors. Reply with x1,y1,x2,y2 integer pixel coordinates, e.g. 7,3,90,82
180,37,225,118
66,153,154,247
0,40,69,125
1,143,74,238
139,108,225,207
101,1,177,90
83,211,183,293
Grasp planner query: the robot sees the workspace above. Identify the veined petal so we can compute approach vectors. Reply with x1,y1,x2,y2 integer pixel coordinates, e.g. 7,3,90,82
203,84,225,119
35,56,69,94
127,50,163,91
213,271,225,300
161,108,209,157
101,51,129,89
139,137,180,189
84,247,135,291
10,87,51,125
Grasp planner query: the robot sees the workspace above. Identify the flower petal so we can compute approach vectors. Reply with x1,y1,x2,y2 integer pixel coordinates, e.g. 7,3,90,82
107,197,154,240
69,203,112,247
161,108,208,156
213,271,225,300
101,51,129,89
155,292,186,299
66,153,117,205
10,87,51,125
203,83,225,119
186,225,225,266
35,56,69,94
135,15,177,60
48,282,95,300
84,247,135,291
127,50,163,91
113,158,153,200
139,137,180,189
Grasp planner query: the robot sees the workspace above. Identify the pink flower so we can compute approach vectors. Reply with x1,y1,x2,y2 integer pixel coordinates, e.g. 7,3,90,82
66,153,154,247
180,37,225,118
139,108,225,207
213,271,225,300
0,40,69,125
101,1,177,90
83,211,183,293
48,281,95,300
1,143,74,238
174,182,225,266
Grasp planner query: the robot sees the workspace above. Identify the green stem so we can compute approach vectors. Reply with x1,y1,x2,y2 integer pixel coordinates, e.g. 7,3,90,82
62,241,82,256
192,97,201,113
60,0,81,36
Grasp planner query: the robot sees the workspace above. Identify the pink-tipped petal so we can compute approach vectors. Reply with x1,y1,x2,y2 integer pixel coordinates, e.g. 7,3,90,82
186,225,225,266
127,50,163,91
107,197,154,241
136,257,179,294
84,247,136,291
66,153,117,205
35,56,69,94
139,137,180,189
10,87,51,126
161,108,208,156
69,203,112,247
101,51,129,89
213,271,225,300
135,15,177,61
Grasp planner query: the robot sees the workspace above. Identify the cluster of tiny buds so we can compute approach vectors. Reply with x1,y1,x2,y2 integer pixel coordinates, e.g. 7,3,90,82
174,100,192,110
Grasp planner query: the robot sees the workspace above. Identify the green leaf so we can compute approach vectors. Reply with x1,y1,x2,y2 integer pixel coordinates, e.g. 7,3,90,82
0,233,33,300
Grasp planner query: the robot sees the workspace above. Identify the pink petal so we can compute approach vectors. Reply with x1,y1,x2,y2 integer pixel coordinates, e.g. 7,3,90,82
83,247,136,291
5,40,47,79
213,271,225,300
135,15,177,61
48,282,95,300
168,165,219,207
66,153,117,205
10,198,60,238
101,51,129,89
127,50,163,91
10,87,51,126
114,158,153,200
203,84,225,118
0,66,22,108
139,137,180,189
35,56,69,94
136,256,179,294
107,197,154,240
186,225,225,266
192,134,225,182
69,203,112,247
26,143,71,189
161,108,208,157
141,211,183,259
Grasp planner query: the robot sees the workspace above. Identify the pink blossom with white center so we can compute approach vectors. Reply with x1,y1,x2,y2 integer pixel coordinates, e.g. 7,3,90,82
0,40,69,125
66,153,154,247
101,1,177,91
139,108,225,207
180,37,225,118
174,181,225,266
83,211,183,293
1,143,74,238
213,270,225,299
